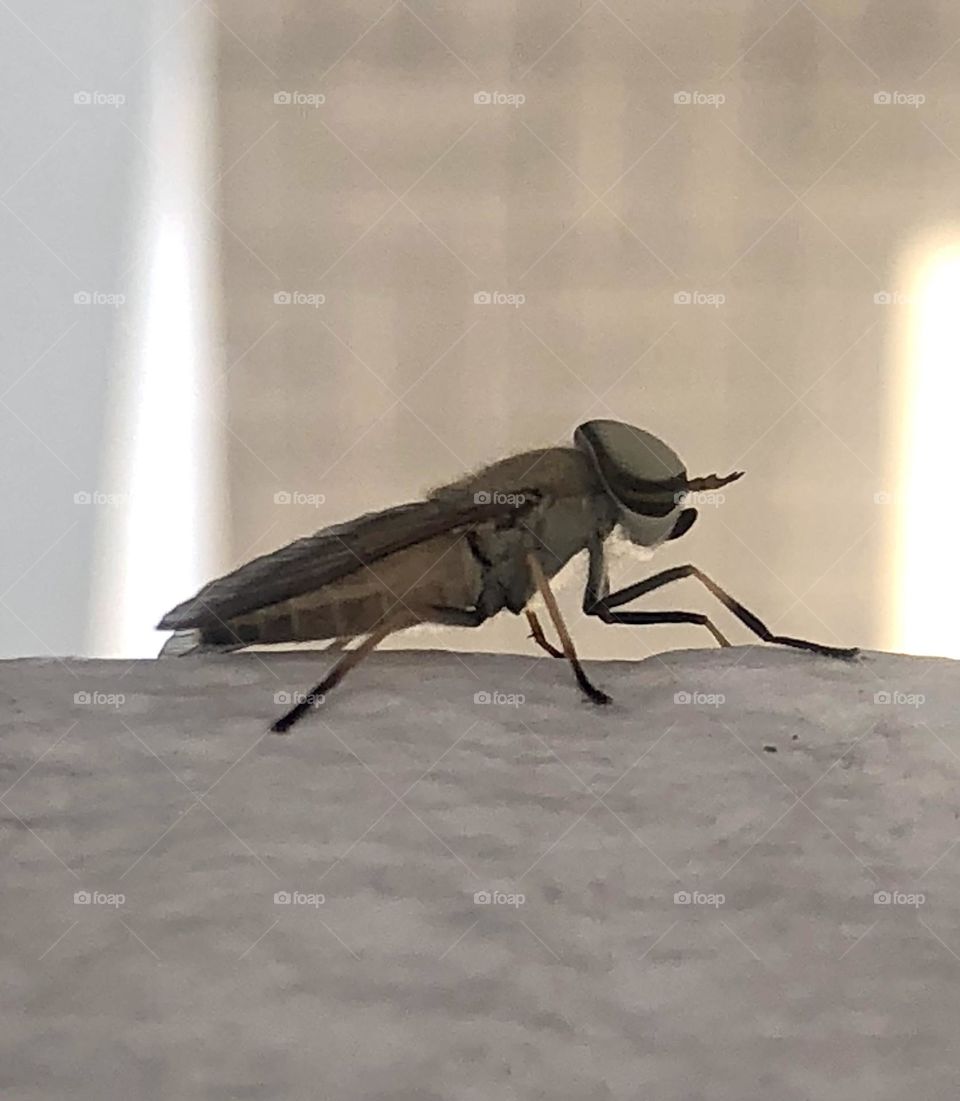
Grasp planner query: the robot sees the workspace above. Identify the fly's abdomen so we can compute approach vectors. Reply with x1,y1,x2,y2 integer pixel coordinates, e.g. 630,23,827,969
205,532,484,646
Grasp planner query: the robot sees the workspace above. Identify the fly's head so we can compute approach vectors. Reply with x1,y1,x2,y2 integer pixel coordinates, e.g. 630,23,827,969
573,419,744,548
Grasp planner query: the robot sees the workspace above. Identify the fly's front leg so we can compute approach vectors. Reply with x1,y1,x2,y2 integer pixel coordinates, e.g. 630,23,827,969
589,605,732,647
588,563,856,659
583,543,731,643
582,537,610,615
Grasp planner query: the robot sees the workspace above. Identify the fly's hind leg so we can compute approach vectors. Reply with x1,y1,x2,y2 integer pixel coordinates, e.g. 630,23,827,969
271,619,399,733
271,606,490,733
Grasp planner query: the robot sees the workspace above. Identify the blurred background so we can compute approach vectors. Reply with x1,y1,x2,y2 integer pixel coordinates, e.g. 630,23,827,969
2,0,959,663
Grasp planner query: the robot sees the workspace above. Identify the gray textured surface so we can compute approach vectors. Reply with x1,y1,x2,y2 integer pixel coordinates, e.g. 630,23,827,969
3,646,960,1099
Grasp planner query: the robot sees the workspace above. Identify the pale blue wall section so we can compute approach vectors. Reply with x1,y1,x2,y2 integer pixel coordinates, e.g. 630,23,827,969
0,3,168,657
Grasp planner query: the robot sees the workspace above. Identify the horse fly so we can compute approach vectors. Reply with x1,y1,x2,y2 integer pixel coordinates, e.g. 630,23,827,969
157,419,858,732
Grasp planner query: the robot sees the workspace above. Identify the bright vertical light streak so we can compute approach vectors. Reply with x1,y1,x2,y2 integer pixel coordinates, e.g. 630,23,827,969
895,239,960,658
89,3,225,657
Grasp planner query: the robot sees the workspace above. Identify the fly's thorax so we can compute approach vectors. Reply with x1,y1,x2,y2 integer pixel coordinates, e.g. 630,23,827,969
460,487,613,617
429,445,603,506
525,490,616,574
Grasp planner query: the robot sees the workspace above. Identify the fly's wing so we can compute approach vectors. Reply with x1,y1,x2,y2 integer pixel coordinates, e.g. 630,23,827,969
157,492,539,631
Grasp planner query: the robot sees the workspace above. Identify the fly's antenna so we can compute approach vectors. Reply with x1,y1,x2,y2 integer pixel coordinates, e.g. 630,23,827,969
613,469,745,513
682,470,745,493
